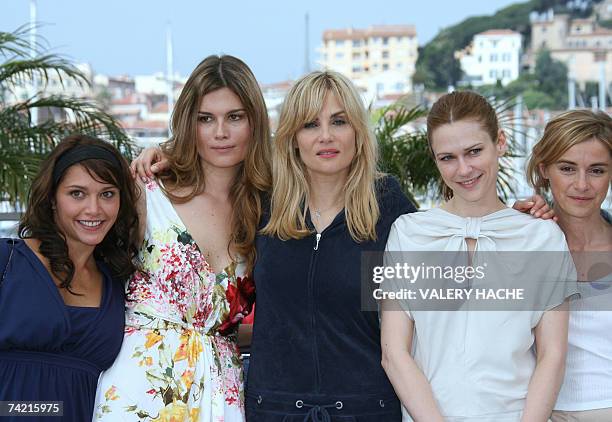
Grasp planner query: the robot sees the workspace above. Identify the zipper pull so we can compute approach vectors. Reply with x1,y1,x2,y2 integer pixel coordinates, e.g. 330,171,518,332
314,233,321,251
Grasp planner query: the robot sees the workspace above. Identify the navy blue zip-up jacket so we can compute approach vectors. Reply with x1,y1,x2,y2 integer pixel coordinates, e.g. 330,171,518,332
247,176,416,408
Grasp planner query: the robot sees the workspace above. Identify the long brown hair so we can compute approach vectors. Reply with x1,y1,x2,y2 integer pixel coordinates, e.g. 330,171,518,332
426,91,500,200
18,134,140,290
158,55,271,273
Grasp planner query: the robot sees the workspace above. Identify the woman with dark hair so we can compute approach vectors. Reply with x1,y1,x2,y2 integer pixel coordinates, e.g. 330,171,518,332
0,134,140,421
93,54,270,421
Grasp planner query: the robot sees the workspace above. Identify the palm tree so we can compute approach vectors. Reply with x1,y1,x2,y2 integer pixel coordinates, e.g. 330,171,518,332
374,97,522,208
0,25,136,208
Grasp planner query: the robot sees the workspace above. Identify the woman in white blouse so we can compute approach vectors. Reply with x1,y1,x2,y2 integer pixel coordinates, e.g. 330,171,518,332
527,109,612,422
380,91,577,422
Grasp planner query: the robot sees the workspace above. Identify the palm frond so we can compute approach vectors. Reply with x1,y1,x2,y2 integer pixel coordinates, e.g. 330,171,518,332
0,55,89,90
375,95,529,207
0,25,136,207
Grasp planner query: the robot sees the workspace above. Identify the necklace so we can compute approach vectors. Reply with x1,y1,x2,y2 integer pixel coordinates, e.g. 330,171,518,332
310,199,343,232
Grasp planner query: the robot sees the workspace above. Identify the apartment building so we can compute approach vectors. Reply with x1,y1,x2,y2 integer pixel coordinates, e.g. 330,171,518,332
456,29,523,86
318,25,418,98
530,10,612,90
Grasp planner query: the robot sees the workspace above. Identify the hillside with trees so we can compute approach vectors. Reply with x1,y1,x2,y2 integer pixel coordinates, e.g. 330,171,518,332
415,0,605,91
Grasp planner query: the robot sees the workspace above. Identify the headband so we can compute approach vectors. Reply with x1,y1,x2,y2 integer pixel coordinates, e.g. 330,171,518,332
53,144,123,185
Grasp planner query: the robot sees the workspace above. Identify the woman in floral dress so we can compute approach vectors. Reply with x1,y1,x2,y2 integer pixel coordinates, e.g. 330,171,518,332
94,55,271,421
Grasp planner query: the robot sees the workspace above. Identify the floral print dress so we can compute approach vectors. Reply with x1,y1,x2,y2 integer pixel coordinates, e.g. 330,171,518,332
94,180,254,422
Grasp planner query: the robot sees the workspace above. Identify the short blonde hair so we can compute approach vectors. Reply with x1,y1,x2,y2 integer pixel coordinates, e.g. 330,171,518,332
262,70,380,241
527,109,612,194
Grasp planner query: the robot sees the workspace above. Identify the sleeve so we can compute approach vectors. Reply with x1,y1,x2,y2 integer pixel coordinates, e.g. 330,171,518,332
530,227,579,328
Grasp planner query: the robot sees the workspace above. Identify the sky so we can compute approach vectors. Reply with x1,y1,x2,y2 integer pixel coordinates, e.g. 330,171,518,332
4,0,519,84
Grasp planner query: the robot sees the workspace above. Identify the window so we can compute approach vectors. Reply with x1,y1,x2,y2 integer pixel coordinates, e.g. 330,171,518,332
336,40,345,47
382,50,390,59
489,69,497,78
395,82,405,91
502,69,511,78
383,37,389,45
353,39,362,47
490,53,498,62
502,53,511,62
352,52,361,59
352,65,362,73
335,52,344,59
478,55,482,63
491,40,498,48
383,63,389,71
396,62,403,69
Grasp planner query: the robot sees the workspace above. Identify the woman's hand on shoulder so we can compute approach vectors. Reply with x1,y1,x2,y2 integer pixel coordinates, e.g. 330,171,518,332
130,146,169,182
513,195,557,221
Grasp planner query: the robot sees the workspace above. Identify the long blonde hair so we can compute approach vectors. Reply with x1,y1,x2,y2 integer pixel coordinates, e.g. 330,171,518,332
262,70,380,241
527,109,612,195
158,55,271,274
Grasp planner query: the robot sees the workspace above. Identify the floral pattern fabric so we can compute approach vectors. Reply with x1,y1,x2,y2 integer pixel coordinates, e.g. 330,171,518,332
94,180,253,421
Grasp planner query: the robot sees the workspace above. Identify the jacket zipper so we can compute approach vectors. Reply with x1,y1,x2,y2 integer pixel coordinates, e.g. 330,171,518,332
307,215,343,393
307,232,321,392
313,233,321,250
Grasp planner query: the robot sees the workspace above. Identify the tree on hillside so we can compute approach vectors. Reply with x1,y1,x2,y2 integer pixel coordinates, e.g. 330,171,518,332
415,0,602,91
534,49,568,107
0,25,136,207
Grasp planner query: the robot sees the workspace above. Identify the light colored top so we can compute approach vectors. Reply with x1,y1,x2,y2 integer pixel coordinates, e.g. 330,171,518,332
555,272,612,411
385,207,577,421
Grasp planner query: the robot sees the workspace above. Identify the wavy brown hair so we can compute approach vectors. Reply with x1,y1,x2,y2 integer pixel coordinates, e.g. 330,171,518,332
157,55,271,274
18,134,140,291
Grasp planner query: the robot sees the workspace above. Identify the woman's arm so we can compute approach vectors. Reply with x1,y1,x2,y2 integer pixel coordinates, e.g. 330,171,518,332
380,302,445,422
521,301,569,422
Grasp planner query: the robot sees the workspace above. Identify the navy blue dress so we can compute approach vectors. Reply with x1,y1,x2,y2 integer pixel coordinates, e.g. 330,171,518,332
0,239,125,421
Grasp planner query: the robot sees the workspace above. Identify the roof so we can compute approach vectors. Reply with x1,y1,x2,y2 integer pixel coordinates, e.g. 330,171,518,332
323,25,416,41
571,18,595,24
151,103,169,113
121,120,168,130
260,80,294,91
475,29,522,37
568,27,612,37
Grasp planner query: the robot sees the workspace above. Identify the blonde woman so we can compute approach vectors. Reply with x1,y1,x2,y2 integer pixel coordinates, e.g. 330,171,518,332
242,71,414,421
93,55,270,421
527,110,612,422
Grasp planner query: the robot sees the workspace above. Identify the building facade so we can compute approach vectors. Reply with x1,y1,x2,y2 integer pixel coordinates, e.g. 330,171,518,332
530,10,612,91
457,29,523,86
317,25,418,98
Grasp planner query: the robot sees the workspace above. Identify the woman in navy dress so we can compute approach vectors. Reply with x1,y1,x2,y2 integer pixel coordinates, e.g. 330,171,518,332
0,134,140,421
